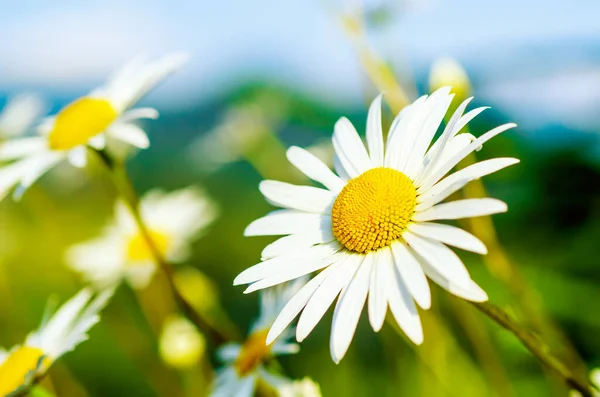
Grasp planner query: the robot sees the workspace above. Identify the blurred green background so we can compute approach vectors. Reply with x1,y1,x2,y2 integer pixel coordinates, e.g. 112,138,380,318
1,1,600,396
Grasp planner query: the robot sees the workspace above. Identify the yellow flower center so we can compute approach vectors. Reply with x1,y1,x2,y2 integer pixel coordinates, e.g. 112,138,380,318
0,346,50,396
48,97,118,151
126,230,171,263
234,329,272,376
331,167,417,253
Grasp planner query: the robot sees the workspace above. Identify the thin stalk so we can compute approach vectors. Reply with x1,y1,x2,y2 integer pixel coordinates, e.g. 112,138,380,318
94,149,230,347
472,301,593,397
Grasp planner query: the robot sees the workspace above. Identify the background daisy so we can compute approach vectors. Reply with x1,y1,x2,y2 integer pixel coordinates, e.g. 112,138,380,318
0,288,113,396
66,186,218,289
212,278,306,397
0,53,187,201
235,88,518,362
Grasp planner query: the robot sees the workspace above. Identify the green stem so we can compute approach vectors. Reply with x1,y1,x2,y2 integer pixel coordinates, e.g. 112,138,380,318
471,301,593,397
94,149,230,347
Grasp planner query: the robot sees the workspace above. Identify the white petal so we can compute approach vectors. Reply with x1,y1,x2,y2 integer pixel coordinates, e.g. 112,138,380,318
234,242,341,285
333,153,351,181
14,152,64,197
418,258,488,302
382,246,423,344
413,198,507,222
102,53,189,112
416,178,470,212
286,146,345,193
244,210,330,237
67,146,88,168
367,252,387,332
385,95,427,169
366,94,384,166
0,137,46,160
233,375,256,397
266,264,338,344
390,241,431,309
106,122,150,149
88,134,106,150
404,88,454,179
259,180,335,214
332,117,371,177
403,231,471,290
417,157,520,203
216,343,241,362
414,98,473,185
243,251,343,293
408,222,487,254
120,107,159,122
418,122,517,191
296,253,362,342
261,230,335,260
330,254,372,362
0,159,36,201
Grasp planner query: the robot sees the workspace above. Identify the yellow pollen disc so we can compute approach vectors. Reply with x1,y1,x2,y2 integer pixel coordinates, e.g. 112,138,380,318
331,167,417,253
234,329,272,376
0,346,50,395
48,97,118,151
126,230,171,263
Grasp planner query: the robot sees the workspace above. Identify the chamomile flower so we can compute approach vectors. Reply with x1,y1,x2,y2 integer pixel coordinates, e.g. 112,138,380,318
0,288,113,396
0,94,44,141
235,87,518,362
211,278,306,397
66,186,218,289
0,53,188,201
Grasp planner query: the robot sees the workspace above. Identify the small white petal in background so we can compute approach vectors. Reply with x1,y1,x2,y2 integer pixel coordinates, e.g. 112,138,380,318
0,94,45,139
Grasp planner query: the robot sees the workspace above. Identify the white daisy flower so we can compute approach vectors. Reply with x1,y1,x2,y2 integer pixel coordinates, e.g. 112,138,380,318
0,53,188,200
66,186,218,289
212,278,306,397
0,94,44,140
234,87,518,363
0,288,113,396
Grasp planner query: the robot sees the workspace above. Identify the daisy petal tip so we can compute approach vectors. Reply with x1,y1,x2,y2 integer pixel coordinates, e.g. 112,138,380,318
418,296,432,310
265,330,278,346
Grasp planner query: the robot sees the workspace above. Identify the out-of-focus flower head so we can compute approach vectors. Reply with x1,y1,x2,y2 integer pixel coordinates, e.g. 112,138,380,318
570,368,600,397
159,314,206,370
211,278,306,397
429,57,472,102
0,53,188,201
188,92,288,174
278,378,323,397
235,89,518,363
0,94,45,141
0,288,113,396
66,186,218,289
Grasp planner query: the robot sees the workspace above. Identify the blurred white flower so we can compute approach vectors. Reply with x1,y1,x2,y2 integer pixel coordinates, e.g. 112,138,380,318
0,53,188,201
188,93,287,173
278,378,322,397
235,88,518,363
66,186,218,289
0,94,44,140
570,368,600,397
211,278,306,397
0,288,113,396
429,57,471,101
159,314,206,369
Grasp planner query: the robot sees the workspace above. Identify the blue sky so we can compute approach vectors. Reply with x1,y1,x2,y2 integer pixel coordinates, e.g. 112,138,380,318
1,0,600,132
